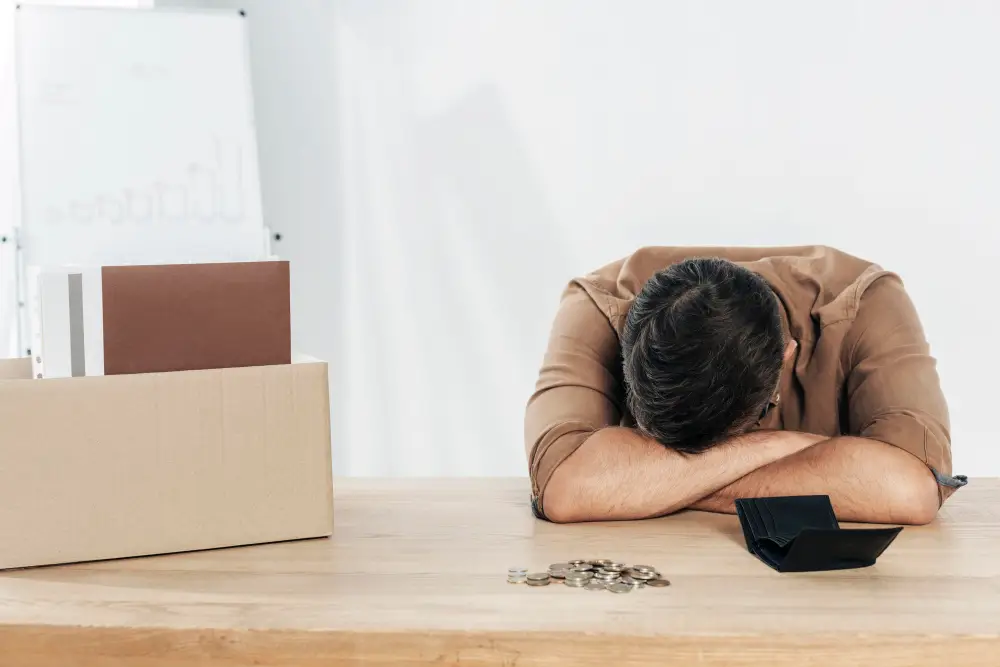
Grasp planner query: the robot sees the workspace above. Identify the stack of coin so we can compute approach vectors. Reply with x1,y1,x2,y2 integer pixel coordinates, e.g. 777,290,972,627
548,562,572,580
592,569,620,585
627,565,659,581
525,572,551,587
507,567,527,584
627,564,670,587
563,570,592,588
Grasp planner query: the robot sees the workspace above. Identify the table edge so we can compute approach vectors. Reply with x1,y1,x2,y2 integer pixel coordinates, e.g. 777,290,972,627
2,625,998,667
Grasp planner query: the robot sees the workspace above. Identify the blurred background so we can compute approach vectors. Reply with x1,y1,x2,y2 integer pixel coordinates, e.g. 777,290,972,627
2,0,997,476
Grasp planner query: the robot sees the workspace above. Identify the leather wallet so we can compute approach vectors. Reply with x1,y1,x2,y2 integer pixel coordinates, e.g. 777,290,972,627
734,495,902,572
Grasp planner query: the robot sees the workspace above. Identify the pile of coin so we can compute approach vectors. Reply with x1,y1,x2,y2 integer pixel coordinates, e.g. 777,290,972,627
507,567,527,584
506,559,670,593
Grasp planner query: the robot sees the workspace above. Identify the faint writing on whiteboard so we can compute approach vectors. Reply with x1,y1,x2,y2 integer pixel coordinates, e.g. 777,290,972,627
38,82,77,107
127,63,169,81
43,138,246,226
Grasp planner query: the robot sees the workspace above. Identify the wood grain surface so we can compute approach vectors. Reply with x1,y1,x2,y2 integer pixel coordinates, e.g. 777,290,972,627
1,478,998,666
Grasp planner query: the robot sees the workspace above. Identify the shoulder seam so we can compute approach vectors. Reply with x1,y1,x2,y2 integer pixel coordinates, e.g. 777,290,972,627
820,265,896,330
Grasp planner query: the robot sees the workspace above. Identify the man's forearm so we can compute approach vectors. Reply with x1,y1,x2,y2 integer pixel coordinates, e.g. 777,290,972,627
690,436,940,525
542,427,824,523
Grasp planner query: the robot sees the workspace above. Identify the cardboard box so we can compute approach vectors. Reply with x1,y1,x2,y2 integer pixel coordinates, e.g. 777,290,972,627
0,357,333,570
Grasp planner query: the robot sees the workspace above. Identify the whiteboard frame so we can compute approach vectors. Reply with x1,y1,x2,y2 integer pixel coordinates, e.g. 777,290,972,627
10,4,272,357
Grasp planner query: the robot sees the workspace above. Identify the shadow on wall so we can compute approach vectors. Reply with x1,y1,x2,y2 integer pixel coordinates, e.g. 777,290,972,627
394,84,572,475
359,86,571,475
416,85,575,474
416,84,570,364
340,80,571,476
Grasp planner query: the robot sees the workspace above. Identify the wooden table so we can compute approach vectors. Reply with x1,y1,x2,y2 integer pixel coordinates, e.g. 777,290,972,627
1,479,998,666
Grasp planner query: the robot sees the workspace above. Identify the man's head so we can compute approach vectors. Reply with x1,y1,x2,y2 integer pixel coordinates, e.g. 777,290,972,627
621,257,788,454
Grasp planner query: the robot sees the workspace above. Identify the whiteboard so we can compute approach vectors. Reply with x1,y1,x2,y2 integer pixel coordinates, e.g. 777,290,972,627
14,5,266,269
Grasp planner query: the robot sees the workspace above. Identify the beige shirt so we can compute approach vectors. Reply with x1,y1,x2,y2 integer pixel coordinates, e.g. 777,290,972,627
525,246,963,513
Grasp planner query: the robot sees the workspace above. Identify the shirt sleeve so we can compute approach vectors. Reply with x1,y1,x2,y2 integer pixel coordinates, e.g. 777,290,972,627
842,274,964,501
524,281,625,507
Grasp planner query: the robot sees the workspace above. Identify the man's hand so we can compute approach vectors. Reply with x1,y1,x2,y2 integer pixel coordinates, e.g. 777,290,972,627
690,436,940,525
541,427,824,523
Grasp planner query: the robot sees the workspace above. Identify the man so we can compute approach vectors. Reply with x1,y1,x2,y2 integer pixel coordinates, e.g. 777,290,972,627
524,246,965,525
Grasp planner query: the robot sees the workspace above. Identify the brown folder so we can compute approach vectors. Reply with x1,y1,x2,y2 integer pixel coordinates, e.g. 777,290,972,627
101,261,291,375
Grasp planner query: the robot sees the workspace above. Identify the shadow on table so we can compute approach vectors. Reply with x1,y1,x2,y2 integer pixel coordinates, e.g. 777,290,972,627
678,509,748,549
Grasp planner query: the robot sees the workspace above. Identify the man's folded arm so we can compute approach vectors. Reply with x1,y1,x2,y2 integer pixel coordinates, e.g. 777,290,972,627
542,427,824,523
689,436,940,524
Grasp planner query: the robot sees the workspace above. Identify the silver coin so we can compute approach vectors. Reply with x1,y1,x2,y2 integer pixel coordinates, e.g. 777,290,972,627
608,583,633,594
591,559,613,567
628,570,657,580
628,565,658,572
526,578,550,587
607,562,626,570
570,564,594,572
548,570,568,579
619,574,637,585
508,567,528,574
646,578,671,587
584,581,606,591
549,562,573,572
568,560,588,566
563,578,588,587
526,572,550,581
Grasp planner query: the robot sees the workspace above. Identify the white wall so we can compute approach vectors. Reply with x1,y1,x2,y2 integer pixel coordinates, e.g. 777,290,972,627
323,0,1000,477
30,1,1000,476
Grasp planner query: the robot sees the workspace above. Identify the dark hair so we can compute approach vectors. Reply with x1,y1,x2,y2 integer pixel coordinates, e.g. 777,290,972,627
621,257,784,453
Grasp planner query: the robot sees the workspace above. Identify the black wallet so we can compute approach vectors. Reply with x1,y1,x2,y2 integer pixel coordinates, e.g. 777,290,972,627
734,495,903,572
